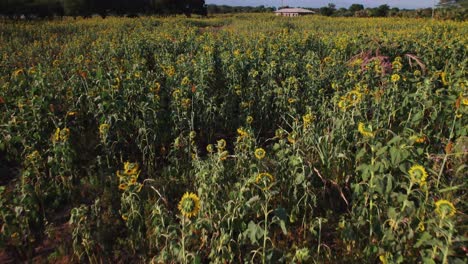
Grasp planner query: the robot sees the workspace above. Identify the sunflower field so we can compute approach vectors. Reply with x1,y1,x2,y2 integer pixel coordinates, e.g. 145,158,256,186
0,14,467,263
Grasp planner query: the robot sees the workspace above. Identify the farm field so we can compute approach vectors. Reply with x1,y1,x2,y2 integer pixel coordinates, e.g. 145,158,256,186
0,14,467,263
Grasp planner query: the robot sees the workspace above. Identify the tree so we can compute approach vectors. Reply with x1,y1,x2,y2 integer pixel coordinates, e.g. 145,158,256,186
372,4,390,17
438,0,468,7
349,4,364,13
319,3,335,16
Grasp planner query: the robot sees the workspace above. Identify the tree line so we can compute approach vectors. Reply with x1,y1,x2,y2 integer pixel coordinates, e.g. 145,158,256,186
0,0,466,20
299,1,466,20
0,0,207,18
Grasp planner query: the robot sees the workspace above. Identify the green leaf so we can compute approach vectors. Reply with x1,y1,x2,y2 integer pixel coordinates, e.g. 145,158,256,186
388,136,402,145
294,173,304,184
246,195,260,207
415,232,432,248
376,146,388,157
421,257,436,264
356,148,366,160
245,221,263,244
390,146,401,165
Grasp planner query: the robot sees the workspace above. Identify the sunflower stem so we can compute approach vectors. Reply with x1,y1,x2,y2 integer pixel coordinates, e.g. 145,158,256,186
181,216,187,264
436,114,457,188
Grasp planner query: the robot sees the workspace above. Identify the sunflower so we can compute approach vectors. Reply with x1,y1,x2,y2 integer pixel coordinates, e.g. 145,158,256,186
392,61,402,71
287,133,297,144
124,162,140,176
206,144,214,153
181,98,191,109
347,90,362,105
178,192,201,219
246,116,253,124
435,200,456,219
379,253,389,264
217,139,227,150
118,183,128,191
409,135,426,144
391,74,400,82
53,128,61,142
60,128,70,141
129,177,137,185
358,122,374,138
254,148,266,160
302,113,314,128
408,165,428,186
189,131,196,140
121,214,128,221
417,221,425,232
338,98,348,111
99,123,110,138
13,69,24,77
237,128,248,138
255,172,275,190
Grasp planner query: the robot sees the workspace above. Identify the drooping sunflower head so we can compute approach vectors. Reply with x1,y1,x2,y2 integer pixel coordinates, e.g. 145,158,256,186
60,128,70,141
408,165,428,185
254,148,266,160
217,139,227,150
178,192,201,219
358,122,374,138
302,113,314,127
435,199,456,219
288,132,297,144
237,127,249,138
255,172,275,190
206,144,214,153
99,123,110,137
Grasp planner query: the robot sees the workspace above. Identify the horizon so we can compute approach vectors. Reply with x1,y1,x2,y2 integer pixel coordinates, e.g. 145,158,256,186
205,0,436,9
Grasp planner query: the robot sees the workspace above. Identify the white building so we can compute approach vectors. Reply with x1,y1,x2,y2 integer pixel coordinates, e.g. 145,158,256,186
274,8,315,17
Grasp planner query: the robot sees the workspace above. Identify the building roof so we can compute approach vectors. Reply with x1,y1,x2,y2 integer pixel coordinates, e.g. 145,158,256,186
274,8,315,13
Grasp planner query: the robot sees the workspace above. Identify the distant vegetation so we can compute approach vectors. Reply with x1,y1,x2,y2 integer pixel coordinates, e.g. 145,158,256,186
0,1,466,20
0,0,207,18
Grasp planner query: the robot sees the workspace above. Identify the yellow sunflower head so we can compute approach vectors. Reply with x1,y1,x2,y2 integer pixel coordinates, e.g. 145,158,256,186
118,183,128,191
206,144,214,153
254,148,266,160
217,139,227,150
246,116,253,124
60,128,70,141
391,74,401,82
129,177,137,185
178,192,201,219
358,122,374,138
237,127,249,138
347,90,362,105
255,172,275,190
435,199,456,219
302,113,314,127
124,162,140,176
338,98,348,111
99,123,110,137
408,165,428,186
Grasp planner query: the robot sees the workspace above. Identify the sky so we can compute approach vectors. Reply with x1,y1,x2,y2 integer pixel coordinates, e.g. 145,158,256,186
205,0,437,9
